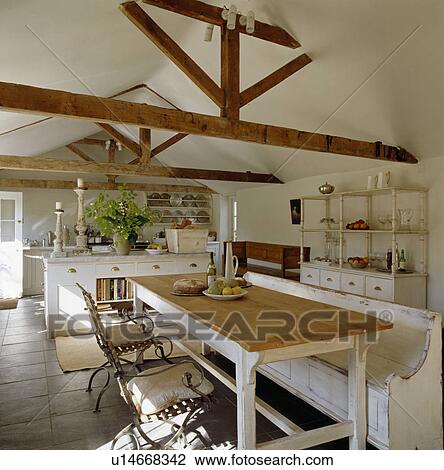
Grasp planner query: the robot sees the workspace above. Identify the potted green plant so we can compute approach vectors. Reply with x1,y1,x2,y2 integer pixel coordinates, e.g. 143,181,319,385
86,186,157,255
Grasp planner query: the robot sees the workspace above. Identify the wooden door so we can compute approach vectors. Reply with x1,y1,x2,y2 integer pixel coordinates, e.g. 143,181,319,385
0,191,23,298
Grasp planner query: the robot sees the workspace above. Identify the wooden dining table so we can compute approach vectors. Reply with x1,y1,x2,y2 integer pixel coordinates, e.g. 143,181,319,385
129,273,393,450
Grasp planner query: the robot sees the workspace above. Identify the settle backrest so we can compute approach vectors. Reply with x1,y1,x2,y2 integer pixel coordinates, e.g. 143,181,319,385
245,272,438,374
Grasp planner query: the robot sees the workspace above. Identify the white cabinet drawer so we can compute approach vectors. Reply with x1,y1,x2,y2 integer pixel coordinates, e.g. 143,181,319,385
96,263,135,278
175,258,208,274
52,263,94,282
320,270,340,290
341,272,365,295
365,276,393,301
136,261,175,276
301,267,319,286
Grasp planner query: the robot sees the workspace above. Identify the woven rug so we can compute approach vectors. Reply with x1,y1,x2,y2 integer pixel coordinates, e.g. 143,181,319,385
0,298,18,310
55,334,202,372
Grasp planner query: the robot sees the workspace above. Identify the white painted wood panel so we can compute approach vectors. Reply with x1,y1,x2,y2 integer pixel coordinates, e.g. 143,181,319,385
320,269,340,290
365,276,393,301
341,272,365,295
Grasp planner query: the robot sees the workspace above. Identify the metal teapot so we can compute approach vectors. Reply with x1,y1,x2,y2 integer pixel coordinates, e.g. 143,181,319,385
318,182,335,195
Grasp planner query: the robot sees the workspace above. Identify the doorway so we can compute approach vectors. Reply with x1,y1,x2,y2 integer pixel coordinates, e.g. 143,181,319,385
0,191,23,299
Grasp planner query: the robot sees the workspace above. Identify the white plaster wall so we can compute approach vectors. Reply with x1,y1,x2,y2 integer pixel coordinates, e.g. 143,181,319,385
17,189,218,244
236,156,444,313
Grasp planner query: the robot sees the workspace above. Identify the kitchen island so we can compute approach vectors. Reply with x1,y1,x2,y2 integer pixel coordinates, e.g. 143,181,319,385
43,250,210,337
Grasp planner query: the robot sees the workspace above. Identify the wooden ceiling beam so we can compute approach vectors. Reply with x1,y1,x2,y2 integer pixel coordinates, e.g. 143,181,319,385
96,123,141,157
0,81,418,163
128,133,189,164
139,128,152,166
74,138,106,147
0,155,282,184
65,144,96,162
141,0,300,48
0,177,214,193
220,24,240,119
240,54,312,108
120,1,224,108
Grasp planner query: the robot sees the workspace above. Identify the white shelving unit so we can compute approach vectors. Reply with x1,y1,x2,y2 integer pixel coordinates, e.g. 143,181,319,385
299,187,428,308
146,191,213,226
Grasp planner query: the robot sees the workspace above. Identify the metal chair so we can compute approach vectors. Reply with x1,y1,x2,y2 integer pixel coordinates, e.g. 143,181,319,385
77,283,160,412
78,284,215,449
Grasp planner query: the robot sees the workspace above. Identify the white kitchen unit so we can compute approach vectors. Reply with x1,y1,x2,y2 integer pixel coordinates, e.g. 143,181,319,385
23,248,46,296
299,187,428,309
301,263,427,308
44,251,209,338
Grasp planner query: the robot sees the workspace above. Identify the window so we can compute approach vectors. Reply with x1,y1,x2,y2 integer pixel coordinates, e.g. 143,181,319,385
233,200,238,241
227,195,238,241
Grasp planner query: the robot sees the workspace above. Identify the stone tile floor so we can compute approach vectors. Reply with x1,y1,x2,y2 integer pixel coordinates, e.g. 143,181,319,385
0,296,363,450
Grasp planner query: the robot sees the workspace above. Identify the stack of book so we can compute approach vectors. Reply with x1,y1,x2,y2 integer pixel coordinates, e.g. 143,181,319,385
96,278,133,302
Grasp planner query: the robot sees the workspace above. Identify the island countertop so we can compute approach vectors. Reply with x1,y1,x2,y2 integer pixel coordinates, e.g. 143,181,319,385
43,251,210,264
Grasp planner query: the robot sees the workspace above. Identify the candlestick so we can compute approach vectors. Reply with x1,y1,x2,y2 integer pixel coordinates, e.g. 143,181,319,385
74,187,90,253
51,209,67,258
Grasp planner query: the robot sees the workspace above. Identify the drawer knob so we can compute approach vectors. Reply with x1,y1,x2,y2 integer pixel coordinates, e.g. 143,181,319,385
307,274,312,279
189,263,198,268
152,265,160,270
67,268,77,274
374,286,382,291
348,281,356,286
111,266,120,272
326,277,333,282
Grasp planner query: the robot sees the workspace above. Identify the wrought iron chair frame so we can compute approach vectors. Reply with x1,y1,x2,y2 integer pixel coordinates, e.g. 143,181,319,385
77,283,215,450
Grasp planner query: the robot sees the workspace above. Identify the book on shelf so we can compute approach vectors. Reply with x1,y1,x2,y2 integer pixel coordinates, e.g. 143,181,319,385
96,278,133,302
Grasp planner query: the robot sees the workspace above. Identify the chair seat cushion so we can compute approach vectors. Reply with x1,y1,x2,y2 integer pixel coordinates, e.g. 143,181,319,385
127,363,214,415
104,322,151,347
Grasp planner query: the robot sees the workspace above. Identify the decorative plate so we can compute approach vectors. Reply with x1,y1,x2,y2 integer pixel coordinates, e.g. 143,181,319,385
170,193,182,207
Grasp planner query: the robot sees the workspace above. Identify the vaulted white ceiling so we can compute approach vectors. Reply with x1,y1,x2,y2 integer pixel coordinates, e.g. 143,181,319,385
0,0,442,193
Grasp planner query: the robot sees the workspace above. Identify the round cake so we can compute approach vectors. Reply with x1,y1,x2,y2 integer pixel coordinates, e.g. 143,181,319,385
172,278,207,294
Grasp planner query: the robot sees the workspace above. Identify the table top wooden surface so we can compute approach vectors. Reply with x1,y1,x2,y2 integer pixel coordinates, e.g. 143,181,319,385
129,274,393,352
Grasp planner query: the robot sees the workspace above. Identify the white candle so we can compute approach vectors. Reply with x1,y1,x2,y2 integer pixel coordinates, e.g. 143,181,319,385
77,178,84,188
56,202,62,210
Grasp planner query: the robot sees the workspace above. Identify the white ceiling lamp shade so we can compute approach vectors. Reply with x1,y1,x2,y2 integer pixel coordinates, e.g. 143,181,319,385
105,140,111,151
116,142,123,151
223,5,237,30
204,23,215,42
240,10,255,34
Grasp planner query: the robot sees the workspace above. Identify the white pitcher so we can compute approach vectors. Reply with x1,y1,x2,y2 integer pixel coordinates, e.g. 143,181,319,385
377,171,391,189
225,241,239,280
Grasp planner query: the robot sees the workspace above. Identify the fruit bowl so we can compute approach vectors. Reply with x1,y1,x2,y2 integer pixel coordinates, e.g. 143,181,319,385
347,257,369,269
349,261,369,269
145,248,168,255
203,290,248,301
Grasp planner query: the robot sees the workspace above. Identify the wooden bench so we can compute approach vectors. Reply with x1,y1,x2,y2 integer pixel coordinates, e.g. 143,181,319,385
224,241,310,280
245,272,443,450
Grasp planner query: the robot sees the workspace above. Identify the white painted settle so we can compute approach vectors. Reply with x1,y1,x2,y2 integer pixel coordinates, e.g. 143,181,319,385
244,272,443,450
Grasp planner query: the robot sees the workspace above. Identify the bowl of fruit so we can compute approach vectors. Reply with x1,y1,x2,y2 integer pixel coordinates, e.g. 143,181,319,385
346,219,370,230
204,279,248,301
145,243,168,255
347,256,369,269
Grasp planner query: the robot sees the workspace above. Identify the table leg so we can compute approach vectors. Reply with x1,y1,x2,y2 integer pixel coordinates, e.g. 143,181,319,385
236,349,259,450
133,285,144,315
348,335,370,449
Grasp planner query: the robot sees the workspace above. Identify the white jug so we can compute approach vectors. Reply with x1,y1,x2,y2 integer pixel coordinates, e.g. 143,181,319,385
377,171,391,189
225,241,239,280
